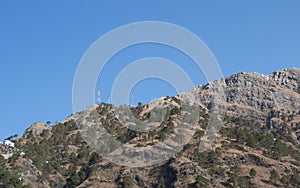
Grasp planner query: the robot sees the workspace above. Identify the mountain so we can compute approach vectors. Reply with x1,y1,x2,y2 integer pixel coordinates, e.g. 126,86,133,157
0,68,300,188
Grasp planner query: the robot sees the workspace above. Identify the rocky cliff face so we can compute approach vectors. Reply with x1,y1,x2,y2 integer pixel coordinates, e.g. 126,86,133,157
1,68,300,188
195,68,300,121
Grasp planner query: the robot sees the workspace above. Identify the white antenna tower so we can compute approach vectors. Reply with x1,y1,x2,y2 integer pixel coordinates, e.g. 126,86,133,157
131,95,134,106
97,89,101,104
108,96,111,104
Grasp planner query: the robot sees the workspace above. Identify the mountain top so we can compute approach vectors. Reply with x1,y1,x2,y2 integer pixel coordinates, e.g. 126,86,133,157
0,68,300,187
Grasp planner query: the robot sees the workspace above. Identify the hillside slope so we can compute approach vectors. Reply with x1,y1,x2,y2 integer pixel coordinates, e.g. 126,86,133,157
1,68,300,188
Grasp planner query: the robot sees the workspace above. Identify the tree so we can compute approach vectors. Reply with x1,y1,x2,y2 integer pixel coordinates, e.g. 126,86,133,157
66,173,81,187
5,134,18,141
249,168,256,178
289,174,300,186
235,129,247,143
88,152,102,165
270,169,280,185
0,155,27,187
170,106,180,115
157,176,166,188
227,172,238,188
123,176,134,188
148,130,156,144
207,151,218,165
248,136,258,148
195,175,208,188
280,176,289,185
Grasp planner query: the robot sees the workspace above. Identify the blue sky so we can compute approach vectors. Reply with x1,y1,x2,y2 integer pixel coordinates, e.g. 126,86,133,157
0,1,299,139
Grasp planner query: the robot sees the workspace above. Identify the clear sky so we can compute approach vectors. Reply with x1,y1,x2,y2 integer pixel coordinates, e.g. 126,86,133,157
0,1,299,140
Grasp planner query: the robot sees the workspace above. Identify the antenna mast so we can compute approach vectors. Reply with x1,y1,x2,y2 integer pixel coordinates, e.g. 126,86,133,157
131,95,134,106
97,89,101,104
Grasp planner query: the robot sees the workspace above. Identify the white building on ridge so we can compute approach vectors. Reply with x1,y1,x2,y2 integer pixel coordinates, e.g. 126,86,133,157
4,140,15,147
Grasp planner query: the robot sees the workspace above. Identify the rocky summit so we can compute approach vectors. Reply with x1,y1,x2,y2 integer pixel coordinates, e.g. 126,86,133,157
0,68,300,188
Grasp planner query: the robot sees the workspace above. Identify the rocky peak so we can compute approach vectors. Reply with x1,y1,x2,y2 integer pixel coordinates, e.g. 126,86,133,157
225,72,267,87
194,68,300,122
268,68,300,93
23,122,52,139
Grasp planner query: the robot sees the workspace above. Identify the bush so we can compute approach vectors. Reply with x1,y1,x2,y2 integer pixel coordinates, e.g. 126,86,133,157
249,168,256,178
270,169,280,185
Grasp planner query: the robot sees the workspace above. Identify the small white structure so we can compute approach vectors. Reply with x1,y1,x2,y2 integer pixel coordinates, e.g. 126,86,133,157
2,152,14,159
4,140,15,147
97,89,101,104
